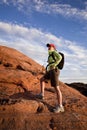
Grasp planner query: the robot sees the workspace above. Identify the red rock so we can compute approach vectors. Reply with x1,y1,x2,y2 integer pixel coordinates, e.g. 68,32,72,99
0,45,87,130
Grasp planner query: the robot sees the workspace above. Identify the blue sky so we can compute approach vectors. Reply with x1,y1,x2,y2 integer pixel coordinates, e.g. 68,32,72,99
0,0,87,83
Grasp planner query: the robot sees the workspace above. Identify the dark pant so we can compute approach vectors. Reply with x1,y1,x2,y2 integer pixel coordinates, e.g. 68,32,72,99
44,68,60,87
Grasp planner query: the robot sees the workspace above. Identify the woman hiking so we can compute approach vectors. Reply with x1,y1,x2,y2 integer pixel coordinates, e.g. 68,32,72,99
37,43,64,113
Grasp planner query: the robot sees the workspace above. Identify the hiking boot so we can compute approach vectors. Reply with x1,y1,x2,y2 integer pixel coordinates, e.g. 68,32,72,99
53,106,64,113
36,93,44,100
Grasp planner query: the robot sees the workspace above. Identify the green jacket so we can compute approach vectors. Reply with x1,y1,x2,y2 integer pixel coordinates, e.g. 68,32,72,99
47,50,62,70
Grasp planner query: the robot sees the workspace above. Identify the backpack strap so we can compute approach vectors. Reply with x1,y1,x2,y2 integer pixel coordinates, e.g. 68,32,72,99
51,52,56,61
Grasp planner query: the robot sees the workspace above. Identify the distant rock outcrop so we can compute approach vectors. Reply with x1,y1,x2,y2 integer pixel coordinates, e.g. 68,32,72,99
0,45,87,130
66,83,87,97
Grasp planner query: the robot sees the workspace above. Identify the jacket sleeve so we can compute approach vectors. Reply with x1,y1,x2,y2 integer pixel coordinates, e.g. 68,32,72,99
54,51,62,67
49,51,62,68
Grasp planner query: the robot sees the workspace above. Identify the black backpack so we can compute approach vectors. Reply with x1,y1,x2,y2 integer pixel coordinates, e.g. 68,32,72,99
51,52,64,70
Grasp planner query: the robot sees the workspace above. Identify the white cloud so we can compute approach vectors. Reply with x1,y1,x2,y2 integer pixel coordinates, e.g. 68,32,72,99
0,0,8,4
36,2,87,21
1,0,87,21
0,21,87,83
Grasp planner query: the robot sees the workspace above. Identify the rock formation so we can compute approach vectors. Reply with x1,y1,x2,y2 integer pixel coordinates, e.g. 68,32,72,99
0,45,87,130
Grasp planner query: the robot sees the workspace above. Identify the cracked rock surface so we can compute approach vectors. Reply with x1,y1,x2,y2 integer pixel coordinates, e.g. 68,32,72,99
0,45,87,130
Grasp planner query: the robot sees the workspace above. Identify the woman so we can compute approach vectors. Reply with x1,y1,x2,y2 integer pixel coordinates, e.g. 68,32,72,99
38,43,64,113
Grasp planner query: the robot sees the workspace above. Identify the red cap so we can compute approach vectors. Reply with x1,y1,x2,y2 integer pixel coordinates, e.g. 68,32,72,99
46,43,56,49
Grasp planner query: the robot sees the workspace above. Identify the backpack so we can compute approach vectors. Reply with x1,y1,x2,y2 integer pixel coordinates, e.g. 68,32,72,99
51,52,64,70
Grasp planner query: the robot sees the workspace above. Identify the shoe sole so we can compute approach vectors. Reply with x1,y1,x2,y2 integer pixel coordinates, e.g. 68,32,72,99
36,95,44,100
53,108,64,113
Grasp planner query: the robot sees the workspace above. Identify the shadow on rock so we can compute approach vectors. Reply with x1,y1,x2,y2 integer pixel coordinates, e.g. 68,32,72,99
9,91,36,101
